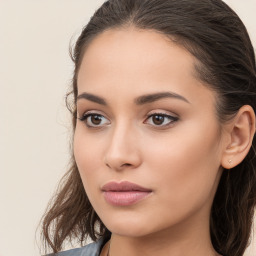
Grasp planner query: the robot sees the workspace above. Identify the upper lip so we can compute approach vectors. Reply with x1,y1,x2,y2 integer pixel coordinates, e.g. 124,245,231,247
102,181,152,192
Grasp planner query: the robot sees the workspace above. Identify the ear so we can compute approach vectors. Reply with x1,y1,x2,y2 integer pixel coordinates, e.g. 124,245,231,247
221,105,256,169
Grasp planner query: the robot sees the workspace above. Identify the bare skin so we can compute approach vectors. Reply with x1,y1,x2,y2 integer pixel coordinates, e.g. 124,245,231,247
74,27,255,256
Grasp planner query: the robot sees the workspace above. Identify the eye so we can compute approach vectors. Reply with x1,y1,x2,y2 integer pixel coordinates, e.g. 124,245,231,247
144,113,178,127
78,112,110,128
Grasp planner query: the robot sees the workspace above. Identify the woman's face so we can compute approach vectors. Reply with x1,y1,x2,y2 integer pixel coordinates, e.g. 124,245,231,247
74,28,226,237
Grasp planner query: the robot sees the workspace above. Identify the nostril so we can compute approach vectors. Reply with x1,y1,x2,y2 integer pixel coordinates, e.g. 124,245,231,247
105,161,132,170
121,163,132,167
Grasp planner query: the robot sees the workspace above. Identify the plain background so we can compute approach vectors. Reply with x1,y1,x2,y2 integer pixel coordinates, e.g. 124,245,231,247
1,1,255,255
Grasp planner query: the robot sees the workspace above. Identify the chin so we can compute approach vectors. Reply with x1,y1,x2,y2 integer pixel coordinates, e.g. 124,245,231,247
100,211,154,237
107,223,152,238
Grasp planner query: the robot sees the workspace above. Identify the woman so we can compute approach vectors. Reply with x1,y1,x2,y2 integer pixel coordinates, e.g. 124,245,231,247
41,0,256,255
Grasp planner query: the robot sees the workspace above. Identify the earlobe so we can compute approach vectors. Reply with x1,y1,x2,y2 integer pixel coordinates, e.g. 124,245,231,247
221,105,256,169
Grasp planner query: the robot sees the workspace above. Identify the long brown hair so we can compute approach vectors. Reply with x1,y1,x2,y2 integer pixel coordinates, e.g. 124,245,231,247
41,0,256,255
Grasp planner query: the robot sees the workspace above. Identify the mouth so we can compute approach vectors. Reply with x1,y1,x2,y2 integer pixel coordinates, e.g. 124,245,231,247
101,181,152,206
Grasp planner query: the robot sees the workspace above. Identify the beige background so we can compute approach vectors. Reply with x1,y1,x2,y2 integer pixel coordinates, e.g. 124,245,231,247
0,1,255,255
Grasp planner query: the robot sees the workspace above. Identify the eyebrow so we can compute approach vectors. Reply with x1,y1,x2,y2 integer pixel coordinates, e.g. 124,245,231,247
77,92,107,105
76,91,190,105
135,92,190,105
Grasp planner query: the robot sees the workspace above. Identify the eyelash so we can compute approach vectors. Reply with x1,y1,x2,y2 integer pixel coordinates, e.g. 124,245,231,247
144,112,179,127
78,112,110,128
78,112,179,128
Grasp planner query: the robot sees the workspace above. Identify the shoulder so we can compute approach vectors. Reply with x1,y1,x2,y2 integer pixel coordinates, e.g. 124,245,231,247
45,238,107,256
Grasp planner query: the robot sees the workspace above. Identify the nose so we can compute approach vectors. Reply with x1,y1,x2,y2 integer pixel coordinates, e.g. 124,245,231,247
104,122,142,171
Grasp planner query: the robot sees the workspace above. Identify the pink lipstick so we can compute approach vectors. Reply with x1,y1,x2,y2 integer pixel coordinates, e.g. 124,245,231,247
102,181,152,206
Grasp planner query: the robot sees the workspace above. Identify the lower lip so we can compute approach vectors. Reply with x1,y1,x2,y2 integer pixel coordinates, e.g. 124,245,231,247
103,191,151,206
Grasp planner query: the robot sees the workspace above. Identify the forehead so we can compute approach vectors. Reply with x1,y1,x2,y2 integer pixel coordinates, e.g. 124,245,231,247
77,27,197,86
77,27,216,110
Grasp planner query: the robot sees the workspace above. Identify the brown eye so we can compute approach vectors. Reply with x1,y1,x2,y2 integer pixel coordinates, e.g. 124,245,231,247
78,113,110,128
91,115,103,125
152,115,165,125
145,113,179,127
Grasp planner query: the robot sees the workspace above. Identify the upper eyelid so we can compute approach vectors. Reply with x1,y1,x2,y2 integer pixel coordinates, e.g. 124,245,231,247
146,110,179,118
78,109,107,119
79,112,110,123
77,109,179,121
147,113,177,118
145,113,179,122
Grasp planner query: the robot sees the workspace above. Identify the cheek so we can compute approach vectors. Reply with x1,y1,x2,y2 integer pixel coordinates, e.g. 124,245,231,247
74,125,104,166
73,128,103,191
73,129,109,216
144,120,222,209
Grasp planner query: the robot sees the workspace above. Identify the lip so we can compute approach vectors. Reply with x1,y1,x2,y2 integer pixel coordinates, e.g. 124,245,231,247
102,181,152,192
102,181,152,206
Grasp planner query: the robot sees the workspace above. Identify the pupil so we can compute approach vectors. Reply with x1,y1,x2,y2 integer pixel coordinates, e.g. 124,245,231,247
153,115,164,125
92,115,102,125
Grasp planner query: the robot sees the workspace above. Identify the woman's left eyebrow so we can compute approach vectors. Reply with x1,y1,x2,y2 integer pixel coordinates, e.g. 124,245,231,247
135,92,190,105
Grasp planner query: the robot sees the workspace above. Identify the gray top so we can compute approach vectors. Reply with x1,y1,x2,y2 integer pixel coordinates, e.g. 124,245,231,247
47,238,107,256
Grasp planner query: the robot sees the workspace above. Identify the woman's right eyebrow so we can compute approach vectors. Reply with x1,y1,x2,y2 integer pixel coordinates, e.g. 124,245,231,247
77,92,107,105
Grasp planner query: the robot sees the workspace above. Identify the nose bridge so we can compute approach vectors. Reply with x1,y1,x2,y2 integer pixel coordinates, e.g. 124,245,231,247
104,119,140,170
